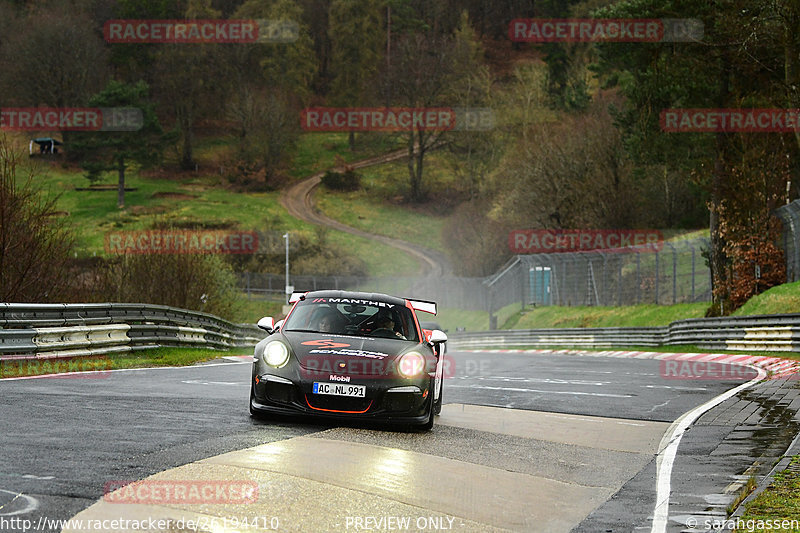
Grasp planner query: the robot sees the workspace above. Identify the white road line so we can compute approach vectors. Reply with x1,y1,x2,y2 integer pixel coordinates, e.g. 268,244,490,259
180,380,247,386
0,361,249,381
542,413,647,426
447,384,633,398
0,489,39,516
650,365,766,533
472,376,611,386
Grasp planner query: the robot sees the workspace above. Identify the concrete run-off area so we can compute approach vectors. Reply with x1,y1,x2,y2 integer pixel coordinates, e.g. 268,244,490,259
64,404,669,533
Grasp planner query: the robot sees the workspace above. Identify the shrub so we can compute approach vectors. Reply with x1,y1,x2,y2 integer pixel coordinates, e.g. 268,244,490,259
0,135,76,302
321,169,361,191
99,253,241,320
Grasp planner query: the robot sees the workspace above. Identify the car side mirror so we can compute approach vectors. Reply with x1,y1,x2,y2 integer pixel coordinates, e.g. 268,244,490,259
428,329,447,345
257,316,275,333
274,319,284,331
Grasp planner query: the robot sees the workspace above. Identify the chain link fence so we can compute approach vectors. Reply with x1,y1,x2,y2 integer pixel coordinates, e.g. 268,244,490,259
236,207,800,329
238,238,714,323
485,237,713,309
776,199,800,283
237,237,712,327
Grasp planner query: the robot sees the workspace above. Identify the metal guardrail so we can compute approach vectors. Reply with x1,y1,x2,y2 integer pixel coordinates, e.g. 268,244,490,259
3,303,799,361
449,314,800,353
0,303,265,360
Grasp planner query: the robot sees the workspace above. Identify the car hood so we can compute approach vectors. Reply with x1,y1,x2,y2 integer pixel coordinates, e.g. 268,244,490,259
282,331,421,376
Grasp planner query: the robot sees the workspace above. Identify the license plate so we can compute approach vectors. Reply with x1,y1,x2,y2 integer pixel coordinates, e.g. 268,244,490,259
312,382,366,397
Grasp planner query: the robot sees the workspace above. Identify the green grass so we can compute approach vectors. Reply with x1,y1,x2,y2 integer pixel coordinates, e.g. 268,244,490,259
22,136,421,276
325,229,420,274
290,132,403,179
314,151,458,254
233,294,285,323
317,188,447,253
504,302,709,329
0,347,249,378
736,456,800,532
734,280,800,316
426,303,521,333
35,163,303,254
497,276,800,331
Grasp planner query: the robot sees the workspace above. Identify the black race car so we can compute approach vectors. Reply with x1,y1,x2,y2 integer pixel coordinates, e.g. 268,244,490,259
249,290,448,430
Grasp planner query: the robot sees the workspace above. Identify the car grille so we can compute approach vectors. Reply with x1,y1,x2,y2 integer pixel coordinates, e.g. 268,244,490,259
305,394,372,413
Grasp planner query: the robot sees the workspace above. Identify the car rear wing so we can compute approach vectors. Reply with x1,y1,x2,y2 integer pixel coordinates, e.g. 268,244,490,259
407,299,437,315
288,291,307,304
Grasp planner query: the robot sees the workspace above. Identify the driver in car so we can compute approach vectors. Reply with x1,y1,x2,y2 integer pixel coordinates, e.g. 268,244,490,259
371,313,406,339
315,309,338,333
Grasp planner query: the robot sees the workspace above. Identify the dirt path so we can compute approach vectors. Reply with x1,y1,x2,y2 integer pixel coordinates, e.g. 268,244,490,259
280,148,453,276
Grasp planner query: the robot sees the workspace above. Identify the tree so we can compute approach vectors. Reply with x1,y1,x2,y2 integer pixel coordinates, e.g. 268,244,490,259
0,2,109,153
445,11,501,200
152,0,228,170
537,0,591,110
0,135,76,302
328,0,384,150
0,3,108,108
222,0,317,185
382,27,483,201
100,253,241,320
72,81,164,209
593,0,796,312
489,97,638,231
298,0,333,94
108,0,186,83
234,0,318,103
225,87,300,190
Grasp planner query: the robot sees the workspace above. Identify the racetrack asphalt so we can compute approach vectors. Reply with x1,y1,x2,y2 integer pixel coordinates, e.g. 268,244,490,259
0,350,795,532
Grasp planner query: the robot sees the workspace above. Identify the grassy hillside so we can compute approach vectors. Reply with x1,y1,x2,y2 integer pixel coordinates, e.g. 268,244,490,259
732,280,800,316
315,151,457,254
504,303,708,329
23,133,418,275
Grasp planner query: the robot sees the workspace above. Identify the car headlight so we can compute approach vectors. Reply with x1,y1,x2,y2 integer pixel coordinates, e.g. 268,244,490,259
264,341,290,368
397,351,425,378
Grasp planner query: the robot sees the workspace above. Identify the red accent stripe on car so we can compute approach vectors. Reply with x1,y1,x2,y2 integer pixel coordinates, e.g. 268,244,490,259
304,395,373,414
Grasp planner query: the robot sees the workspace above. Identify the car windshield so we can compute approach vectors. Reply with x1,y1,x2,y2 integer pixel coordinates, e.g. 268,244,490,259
282,297,418,342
